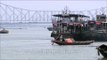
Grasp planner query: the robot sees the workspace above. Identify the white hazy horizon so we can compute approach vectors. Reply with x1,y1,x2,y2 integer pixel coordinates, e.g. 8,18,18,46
1,1,107,11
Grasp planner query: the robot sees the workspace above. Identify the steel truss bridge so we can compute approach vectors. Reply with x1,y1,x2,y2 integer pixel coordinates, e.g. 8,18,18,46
0,3,107,24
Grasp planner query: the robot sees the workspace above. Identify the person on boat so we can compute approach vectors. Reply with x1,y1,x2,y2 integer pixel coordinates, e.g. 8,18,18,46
51,33,64,45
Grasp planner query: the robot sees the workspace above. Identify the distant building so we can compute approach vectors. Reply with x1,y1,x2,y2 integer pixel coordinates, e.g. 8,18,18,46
96,14,107,22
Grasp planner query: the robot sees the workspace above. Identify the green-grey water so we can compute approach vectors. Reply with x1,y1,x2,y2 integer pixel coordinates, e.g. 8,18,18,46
0,23,107,60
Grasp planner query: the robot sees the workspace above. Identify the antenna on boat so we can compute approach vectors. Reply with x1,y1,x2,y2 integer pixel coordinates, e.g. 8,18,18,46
62,6,70,14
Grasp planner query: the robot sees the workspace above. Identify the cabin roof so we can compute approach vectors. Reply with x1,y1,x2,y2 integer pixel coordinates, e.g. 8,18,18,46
53,14,89,18
102,22,107,23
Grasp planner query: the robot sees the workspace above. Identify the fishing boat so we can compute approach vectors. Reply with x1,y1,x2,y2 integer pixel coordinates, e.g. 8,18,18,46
50,8,95,45
52,40,94,45
0,28,8,33
51,32,94,45
97,44,107,58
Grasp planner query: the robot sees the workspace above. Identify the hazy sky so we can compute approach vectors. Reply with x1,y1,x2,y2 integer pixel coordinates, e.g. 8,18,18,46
1,1,107,11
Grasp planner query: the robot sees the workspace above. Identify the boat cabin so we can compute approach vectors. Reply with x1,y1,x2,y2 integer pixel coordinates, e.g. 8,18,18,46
52,13,89,34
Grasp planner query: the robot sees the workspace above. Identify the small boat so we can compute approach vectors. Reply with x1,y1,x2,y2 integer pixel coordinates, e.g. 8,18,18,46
51,40,94,45
47,27,53,31
0,28,9,33
97,44,107,58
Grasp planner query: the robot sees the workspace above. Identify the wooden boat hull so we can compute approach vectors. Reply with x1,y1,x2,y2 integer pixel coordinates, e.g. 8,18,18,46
97,44,107,58
52,40,93,45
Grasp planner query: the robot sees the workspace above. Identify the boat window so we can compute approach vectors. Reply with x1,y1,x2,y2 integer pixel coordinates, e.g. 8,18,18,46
62,17,70,23
70,17,75,22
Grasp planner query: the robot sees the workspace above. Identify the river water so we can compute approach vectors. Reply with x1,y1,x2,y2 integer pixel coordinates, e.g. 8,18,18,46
0,23,107,60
